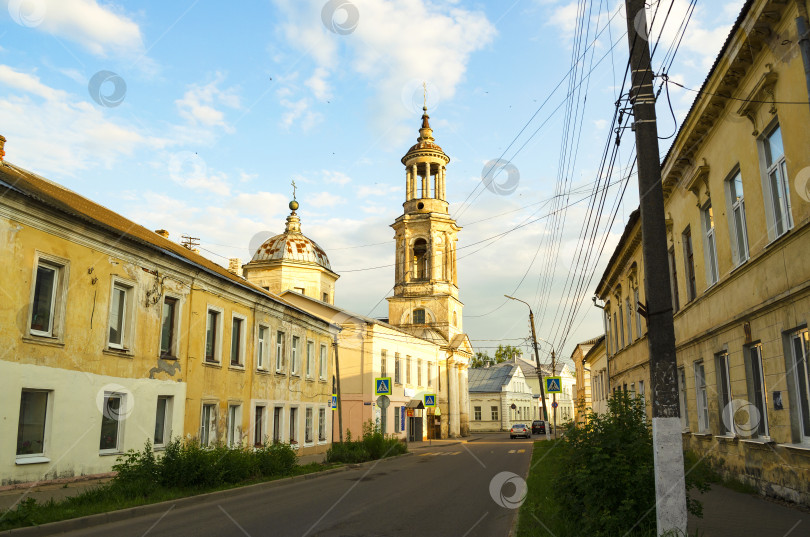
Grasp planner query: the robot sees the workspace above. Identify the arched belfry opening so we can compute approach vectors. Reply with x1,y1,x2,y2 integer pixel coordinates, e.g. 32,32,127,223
413,238,428,280
388,106,463,342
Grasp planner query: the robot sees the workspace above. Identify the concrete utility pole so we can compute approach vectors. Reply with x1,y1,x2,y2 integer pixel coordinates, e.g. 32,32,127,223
551,349,557,440
505,295,551,441
623,0,687,533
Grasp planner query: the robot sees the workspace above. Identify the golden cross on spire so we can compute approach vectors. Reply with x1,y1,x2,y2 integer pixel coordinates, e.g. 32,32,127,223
291,179,297,200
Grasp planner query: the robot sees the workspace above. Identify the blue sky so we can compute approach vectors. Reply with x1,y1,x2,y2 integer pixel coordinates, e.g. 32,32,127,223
0,0,745,365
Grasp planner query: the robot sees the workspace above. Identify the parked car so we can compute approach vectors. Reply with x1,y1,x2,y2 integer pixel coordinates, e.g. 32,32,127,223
510,423,530,439
531,420,546,435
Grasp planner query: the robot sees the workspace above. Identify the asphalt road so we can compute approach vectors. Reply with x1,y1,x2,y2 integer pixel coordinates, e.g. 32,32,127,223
55,434,535,537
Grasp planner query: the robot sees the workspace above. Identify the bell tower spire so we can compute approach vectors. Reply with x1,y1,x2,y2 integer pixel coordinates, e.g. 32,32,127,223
388,108,463,341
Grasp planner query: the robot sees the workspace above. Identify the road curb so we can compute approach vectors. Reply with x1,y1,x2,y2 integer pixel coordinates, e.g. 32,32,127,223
1,452,414,537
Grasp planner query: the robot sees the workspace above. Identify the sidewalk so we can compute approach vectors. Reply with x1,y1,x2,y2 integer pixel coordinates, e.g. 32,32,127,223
688,485,808,537
0,477,111,512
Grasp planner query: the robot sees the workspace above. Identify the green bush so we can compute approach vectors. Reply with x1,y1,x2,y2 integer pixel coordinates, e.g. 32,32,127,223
111,438,298,492
326,421,406,463
552,391,706,537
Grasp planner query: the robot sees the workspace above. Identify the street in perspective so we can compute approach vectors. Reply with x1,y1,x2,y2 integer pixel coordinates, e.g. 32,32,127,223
2,0,810,536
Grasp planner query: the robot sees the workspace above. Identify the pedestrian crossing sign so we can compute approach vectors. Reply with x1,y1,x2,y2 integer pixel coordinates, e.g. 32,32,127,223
545,376,562,394
375,377,392,396
424,394,436,407
331,394,337,410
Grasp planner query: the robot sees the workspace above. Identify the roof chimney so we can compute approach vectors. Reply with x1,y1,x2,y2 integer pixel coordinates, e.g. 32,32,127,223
0,135,6,162
228,258,243,276
154,229,169,239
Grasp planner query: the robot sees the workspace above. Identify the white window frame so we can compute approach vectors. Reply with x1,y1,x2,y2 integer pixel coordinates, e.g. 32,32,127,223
747,345,769,439
717,352,733,435
695,361,709,433
16,389,52,461
428,362,433,388
319,343,328,380
491,406,499,421
318,407,327,443
257,325,270,371
790,329,810,444
474,406,482,420
701,202,719,287
28,253,69,340
154,395,173,448
230,313,247,367
417,358,423,386
272,406,284,443
99,392,126,454
275,330,285,373
725,168,750,266
200,402,218,446
406,356,412,385
107,278,136,351
291,335,300,376
289,406,299,445
759,121,793,240
625,297,633,343
253,404,266,447
305,407,314,444
633,287,642,338
394,353,401,384
159,295,181,359
227,403,242,447
204,306,224,364
306,340,315,379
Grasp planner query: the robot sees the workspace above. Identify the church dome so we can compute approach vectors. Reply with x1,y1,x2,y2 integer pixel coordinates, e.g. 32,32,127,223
248,203,333,271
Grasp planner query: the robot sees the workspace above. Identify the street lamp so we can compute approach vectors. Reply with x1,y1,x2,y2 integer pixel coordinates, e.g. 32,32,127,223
504,295,551,441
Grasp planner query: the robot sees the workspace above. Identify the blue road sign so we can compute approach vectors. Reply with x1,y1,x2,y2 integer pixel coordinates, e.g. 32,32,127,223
551,401,558,409
545,376,562,394
331,394,337,410
375,377,392,396
424,394,436,407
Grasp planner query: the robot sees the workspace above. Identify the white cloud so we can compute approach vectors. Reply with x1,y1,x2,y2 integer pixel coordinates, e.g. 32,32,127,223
358,184,399,197
6,0,147,61
175,73,241,132
271,0,496,138
280,97,321,130
0,64,166,175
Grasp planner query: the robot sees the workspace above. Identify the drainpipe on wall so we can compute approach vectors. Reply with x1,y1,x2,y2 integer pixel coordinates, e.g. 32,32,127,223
797,1,810,112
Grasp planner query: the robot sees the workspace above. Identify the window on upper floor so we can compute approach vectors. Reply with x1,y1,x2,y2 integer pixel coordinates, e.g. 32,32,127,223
205,308,222,363
668,247,680,313
682,228,697,302
380,349,387,378
725,169,750,265
319,343,328,379
406,356,412,384
291,335,300,375
413,308,426,324
417,358,423,386
617,303,625,349
306,341,315,378
394,353,402,384
701,202,719,287
633,287,642,337
160,297,178,358
760,121,793,240
625,297,633,343
275,331,285,372
322,292,329,303
29,255,68,339
108,280,135,351
257,325,269,370
230,316,245,366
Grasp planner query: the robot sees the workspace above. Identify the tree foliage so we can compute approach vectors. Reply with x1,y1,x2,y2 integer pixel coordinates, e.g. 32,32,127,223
471,344,523,367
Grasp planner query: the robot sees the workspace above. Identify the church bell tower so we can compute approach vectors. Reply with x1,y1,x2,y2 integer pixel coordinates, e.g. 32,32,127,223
387,106,462,341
